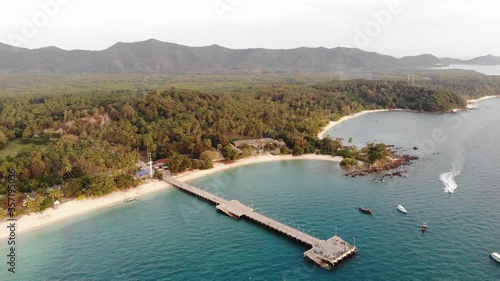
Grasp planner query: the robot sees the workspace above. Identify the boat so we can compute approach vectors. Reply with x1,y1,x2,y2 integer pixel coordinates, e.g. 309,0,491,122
421,223,427,232
124,198,138,203
358,207,373,214
491,252,500,263
397,205,407,213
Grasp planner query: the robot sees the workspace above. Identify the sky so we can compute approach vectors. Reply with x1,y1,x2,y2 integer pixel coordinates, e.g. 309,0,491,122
0,0,499,58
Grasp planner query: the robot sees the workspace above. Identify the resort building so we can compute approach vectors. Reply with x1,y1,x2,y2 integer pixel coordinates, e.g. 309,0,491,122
135,169,150,178
153,158,169,170
233,138,285,149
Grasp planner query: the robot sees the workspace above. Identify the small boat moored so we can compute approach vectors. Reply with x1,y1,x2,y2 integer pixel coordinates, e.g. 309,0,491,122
397,205,407,214
358,207,373,214
491,252,500,263
124,198,138,203
421,223,427,232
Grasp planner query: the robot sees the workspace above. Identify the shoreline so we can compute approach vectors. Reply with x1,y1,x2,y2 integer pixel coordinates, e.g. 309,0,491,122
0,154,341,239
317,109,392,139
4,95,498,239
174,153,342,183
318,95,500,139
465,95,499,109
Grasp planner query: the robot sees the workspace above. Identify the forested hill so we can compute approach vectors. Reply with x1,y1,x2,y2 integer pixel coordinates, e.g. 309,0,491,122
313,80,466,112
0,80,466,200
0,39,498,74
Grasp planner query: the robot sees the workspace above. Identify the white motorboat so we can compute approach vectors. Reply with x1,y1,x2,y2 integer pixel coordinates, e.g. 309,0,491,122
397,205,407,213
491,252,500,263
421,223,427,232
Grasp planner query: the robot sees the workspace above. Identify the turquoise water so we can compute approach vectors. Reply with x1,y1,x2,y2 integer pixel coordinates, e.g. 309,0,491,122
2,99,500,280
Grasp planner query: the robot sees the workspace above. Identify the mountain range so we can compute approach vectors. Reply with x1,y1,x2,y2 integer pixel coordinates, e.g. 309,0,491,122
0,39,498,74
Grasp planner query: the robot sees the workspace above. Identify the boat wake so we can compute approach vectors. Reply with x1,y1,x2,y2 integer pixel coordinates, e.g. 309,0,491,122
439,170,461,193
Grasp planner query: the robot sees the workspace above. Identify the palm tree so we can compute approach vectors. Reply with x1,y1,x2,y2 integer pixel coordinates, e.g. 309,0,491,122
35,195,45,212
48,189,63,207
26,197,35,214
59,157,73,177
48,190,56,203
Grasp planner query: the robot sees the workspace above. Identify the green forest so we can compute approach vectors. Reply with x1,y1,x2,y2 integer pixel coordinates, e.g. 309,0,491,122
0,75,497,215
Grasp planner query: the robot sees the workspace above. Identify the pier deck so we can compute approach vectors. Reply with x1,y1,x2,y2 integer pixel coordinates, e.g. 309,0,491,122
164,177,356,270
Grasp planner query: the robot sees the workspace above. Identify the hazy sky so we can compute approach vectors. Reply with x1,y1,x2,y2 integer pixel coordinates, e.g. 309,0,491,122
0,0,499,58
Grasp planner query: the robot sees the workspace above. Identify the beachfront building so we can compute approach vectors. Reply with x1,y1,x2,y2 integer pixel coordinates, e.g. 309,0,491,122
153,158,169,171
233,138,285,149
135,169,150,178
233,138,285,154
204,151,225,162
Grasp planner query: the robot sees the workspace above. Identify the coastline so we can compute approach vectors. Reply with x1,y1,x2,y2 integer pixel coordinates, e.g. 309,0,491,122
175,153,342,182
0,154,341,239
0,180,172,239
317,109,392,139
5,95,497,239
465,95,499,109
318,95,500,139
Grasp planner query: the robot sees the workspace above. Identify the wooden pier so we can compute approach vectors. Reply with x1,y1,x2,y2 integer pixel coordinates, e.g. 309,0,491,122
164,177,357,270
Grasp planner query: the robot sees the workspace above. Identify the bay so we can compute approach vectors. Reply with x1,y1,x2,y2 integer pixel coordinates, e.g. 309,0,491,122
2,99,500,280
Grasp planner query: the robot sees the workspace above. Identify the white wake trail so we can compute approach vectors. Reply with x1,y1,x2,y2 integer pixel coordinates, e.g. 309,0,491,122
439,169,461,193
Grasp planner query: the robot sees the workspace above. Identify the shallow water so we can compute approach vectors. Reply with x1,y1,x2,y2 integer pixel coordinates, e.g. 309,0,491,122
2,99,500,280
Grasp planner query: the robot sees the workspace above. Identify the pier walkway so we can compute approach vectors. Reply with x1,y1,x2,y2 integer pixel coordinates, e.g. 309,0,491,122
164,177,357,270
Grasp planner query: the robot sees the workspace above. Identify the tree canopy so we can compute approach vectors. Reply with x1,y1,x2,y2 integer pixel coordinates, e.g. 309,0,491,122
0,78,483,202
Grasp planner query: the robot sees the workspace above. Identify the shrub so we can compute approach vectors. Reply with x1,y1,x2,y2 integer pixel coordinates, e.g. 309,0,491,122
340,158,358,167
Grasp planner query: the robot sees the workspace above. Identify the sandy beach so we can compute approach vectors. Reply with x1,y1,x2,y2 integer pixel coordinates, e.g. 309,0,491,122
318,95,500,138
465,95,499,109
5,95,497,239
0,180,171,239
0,154,341,239
175,153,342,182
317,109,391,139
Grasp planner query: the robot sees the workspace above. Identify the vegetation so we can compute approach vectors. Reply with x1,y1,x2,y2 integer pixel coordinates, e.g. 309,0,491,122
313,80,466,112
0,139,38,158
0,74,497,216
340,158,358,167
365,143,390,164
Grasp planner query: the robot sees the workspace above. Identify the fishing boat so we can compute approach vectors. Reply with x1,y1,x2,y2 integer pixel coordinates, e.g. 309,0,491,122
124,198,138,203
491,252,500,263
358,207,373,214
397,205,407,213
421,223,427,232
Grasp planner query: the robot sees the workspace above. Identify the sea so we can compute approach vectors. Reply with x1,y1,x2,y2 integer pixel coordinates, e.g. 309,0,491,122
429,64,500,76
1,98,500,281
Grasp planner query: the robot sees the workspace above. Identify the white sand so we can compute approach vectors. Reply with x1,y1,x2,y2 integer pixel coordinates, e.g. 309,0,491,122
317,109,392,139
465,95,499,109
0,154,341,238
6,95,498,239
0,180,171,239
319,96,500,136
175,154,342,182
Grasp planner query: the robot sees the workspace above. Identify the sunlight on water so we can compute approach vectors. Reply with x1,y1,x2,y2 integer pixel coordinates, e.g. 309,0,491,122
2,98,500,280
